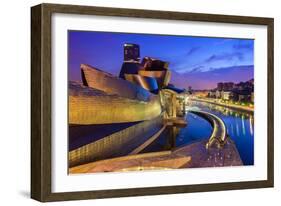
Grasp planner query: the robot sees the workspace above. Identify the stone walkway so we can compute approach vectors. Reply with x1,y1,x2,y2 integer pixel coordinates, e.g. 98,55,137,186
69,138,242,174
174,139,243,168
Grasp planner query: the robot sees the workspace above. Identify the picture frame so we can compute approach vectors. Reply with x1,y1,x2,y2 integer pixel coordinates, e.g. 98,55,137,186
31,3,274,202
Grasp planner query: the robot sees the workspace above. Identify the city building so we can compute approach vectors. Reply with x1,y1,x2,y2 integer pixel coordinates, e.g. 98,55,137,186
123,43,140,62
217,82,223,91
209,79,254,103
216,90,222,99
217,82,234,91
221,91,233,100
208,90,216,98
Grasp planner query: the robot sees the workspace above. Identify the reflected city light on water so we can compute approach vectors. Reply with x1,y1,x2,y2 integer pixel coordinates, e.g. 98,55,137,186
144,100,254,166
236,119,240,136
186,101,254,165
249,115,254,136
242,115,246,136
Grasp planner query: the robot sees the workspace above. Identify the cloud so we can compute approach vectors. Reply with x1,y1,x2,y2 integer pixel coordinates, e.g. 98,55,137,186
173,51,245,74
170,64,254,90
186,47,200,56
188,66,205,73
204,52,244,63
233,43,254,50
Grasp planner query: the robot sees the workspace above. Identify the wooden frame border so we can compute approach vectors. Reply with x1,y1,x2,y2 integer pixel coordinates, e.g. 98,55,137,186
31,3,274,202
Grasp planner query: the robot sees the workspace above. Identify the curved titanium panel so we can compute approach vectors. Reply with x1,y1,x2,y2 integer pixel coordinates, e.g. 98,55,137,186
81,64,152,102
124,74,158,93
138,70,171,88
69,81,162,125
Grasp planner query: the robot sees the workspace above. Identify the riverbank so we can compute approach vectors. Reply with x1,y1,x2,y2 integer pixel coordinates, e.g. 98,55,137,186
69,138,243,174
69,111,243,173
191,97,254,113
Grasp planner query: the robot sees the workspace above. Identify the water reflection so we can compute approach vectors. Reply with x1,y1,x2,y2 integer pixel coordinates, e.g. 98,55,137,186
142,127,179,152
142,112,212,153
249,115,254,135
187,101,254,165
143,101,254,166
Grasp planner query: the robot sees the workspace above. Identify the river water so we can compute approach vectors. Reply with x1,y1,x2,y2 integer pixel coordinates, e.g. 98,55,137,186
142,100,254,166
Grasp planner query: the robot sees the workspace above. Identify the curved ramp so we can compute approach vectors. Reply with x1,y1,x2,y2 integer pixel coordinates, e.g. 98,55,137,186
189,110,227,148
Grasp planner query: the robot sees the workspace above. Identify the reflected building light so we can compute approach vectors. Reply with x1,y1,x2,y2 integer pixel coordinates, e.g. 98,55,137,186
249,116,254,136
231,124,234,135
236,120,240,136
241,115,246,136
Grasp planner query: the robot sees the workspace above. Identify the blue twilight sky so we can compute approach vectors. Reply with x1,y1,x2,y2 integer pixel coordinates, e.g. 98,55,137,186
68,30,254,89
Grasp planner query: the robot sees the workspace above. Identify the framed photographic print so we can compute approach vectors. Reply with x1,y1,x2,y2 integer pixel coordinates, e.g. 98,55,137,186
31,3,274,202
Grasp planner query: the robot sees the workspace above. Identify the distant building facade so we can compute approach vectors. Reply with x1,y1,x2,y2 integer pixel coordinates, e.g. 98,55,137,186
224,91,235,100
217,82,234,91
208,90,216,98
208,79,254,103
216,90,222,99
251,92,254,103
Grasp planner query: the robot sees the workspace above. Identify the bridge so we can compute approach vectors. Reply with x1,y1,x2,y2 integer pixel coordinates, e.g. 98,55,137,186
189,110,227,149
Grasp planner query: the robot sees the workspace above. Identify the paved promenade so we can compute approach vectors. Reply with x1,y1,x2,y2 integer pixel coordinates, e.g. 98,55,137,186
69,138,242,173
